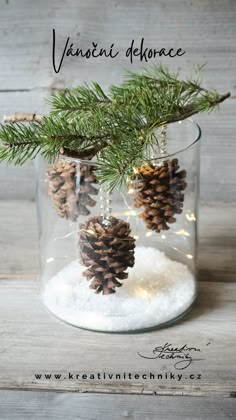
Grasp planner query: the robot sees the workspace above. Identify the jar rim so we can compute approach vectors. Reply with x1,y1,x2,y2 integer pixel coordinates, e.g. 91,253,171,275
150,118,201,162
60,118,201,165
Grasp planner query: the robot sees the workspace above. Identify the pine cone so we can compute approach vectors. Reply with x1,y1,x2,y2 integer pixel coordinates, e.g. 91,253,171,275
79,216,135,295
133,159,187,232
47,160,98,221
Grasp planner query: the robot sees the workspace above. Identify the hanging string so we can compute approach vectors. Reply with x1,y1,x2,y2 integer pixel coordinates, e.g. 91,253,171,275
151,125,168,166
156,124,167,166
160,124,167,156
100,184,112,225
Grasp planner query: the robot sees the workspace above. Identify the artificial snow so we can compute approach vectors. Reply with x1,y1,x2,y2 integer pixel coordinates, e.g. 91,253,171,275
43,246,196,332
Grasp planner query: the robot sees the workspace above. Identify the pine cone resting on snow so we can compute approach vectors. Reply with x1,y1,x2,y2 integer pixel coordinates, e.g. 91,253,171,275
79,216,135,295
47,160,98,222
133,159,187,232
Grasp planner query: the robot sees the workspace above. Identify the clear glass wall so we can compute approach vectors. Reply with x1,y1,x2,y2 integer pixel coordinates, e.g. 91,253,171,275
36,119,201,332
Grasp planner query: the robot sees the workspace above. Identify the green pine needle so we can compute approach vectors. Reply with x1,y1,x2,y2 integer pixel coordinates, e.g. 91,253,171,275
0,65,230,190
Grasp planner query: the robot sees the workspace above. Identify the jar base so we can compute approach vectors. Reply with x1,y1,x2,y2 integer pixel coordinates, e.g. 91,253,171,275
42,246,196,333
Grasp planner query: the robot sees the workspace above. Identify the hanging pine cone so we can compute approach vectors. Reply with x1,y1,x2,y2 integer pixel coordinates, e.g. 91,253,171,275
79,216,135,295
133,159,187,232
47,160,98,221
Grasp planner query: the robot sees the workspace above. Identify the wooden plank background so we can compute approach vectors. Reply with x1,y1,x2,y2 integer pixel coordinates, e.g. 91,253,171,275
0,392,235,420
0,0,235,202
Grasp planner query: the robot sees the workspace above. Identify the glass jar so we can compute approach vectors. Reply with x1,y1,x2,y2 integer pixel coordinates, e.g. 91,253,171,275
35,118,201,333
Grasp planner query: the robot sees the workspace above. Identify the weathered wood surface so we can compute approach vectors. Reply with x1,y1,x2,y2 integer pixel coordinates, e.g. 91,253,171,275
198,203,236,282
0,200,235,282
1,0,235,92
0,279,235,397
0,0,236,201
0,200,39,278
0,392,235,420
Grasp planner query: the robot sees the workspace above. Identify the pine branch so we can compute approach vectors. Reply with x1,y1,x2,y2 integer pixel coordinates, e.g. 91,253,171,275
96,126,153,191
48,83,111,121
3,113,43,124
155,91,231,126
0,65,231,191
0,123,41,164
96,140,146,191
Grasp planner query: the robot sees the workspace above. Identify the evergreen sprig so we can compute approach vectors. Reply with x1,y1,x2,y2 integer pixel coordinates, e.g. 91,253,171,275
0,123,41,164
49,83,111,121
0,65,230,190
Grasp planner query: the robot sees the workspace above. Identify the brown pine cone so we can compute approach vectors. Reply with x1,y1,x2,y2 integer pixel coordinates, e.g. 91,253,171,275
47,160,98,221
79,216,135,295
133,159,187,232
47,160,78,221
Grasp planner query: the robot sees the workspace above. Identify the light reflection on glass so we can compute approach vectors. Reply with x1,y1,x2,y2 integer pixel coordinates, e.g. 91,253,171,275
186,213,196,222
46,257,55,263
175,229,190,236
